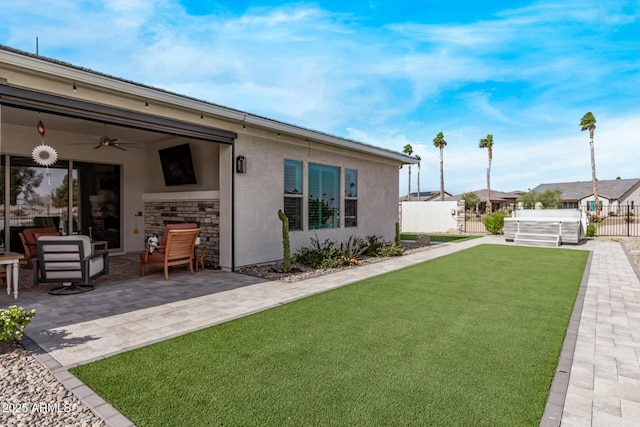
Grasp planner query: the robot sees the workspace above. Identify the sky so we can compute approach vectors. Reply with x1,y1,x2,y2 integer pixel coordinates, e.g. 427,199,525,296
1,0,639,196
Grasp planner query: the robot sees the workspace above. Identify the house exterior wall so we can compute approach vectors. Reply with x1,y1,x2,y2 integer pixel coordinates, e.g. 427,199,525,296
619,183,640,209
232,131,401,267
1,51,409,269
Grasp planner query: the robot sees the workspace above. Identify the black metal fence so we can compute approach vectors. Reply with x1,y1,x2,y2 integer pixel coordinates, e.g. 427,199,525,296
461,204,640,237
590,204,639,237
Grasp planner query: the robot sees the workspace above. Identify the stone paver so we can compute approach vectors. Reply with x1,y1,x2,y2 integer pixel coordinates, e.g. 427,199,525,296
3,236,639,426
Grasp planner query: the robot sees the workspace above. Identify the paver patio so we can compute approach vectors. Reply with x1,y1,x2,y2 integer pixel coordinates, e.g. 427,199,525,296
4,236,639,426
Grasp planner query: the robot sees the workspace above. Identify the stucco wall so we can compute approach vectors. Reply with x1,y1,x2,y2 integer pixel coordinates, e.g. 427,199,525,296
145,140,221,193
232,132,401,267
400,201,458,233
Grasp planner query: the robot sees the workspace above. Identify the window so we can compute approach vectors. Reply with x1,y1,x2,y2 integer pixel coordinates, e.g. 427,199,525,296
308,163,339,229
284,160,303,230
345,169,358,227
587,200,603,212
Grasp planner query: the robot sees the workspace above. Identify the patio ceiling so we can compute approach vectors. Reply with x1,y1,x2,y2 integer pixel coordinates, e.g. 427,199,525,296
1,105,174,146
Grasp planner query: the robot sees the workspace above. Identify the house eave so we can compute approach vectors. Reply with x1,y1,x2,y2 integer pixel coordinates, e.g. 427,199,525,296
0,46,415,165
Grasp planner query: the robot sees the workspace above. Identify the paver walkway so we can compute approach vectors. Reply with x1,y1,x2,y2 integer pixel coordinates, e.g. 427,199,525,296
6,236,640,426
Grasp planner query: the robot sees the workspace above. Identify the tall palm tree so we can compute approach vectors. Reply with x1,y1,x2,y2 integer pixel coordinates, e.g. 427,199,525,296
403,144,413,200
580,112,600,216
433,132,447,201
479,134,494,214
415,154,422,199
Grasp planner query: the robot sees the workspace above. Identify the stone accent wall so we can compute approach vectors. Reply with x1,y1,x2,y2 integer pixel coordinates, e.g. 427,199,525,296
144,200,220,265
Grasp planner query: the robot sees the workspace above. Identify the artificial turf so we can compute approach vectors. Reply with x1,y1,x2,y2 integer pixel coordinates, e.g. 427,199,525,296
71,244,588,426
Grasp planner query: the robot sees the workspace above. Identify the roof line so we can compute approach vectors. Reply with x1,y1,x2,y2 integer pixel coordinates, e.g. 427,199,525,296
0,45,417,164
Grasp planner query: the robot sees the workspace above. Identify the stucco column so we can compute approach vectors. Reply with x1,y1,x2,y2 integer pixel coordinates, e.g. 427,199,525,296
219,144,233,271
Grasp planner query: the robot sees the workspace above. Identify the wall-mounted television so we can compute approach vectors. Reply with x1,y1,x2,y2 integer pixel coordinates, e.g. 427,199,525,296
158,143,197,186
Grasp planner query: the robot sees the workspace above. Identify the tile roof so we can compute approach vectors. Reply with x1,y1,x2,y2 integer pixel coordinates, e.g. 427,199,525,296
530,179,640,201
447,189,523,202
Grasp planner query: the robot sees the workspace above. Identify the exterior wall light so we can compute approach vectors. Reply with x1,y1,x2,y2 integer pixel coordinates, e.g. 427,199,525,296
236,155,247,173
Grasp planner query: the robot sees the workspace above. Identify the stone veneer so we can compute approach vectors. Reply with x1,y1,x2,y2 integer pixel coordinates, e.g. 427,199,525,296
144,199,220,265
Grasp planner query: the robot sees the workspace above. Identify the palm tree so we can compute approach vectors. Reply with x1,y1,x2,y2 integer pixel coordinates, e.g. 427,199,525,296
433,132,447,201
580,112,600,216
415,154,422,199
403,144,413,200
479,134,494,214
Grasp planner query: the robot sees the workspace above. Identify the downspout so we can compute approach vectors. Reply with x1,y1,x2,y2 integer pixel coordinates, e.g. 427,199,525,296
231,141,236,272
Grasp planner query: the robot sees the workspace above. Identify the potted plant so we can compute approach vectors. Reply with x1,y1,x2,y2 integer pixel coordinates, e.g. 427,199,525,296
1,306,36,352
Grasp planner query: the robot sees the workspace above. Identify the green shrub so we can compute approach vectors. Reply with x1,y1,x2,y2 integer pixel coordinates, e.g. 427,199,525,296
340,235,369,259
364,235,385,256
1,306,35,341
586,223,597,237
376,244,405,257
482,211,507,235
296,237,340,269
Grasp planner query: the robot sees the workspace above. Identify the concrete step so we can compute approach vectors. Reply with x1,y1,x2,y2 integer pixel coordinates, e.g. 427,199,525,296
514,232,561,247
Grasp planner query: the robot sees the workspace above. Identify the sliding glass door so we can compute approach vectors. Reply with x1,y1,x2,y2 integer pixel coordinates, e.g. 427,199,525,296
74,162,121,249
2,156,121,252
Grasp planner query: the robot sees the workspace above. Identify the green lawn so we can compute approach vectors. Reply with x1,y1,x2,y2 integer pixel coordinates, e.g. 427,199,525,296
71,244,588,426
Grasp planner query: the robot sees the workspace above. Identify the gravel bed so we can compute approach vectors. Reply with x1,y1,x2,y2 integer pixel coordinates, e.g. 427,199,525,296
2,236,638,426
0,342,106,427
236,240,435,282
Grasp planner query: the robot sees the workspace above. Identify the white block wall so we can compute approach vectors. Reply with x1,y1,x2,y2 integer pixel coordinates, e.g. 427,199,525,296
400,201,458,233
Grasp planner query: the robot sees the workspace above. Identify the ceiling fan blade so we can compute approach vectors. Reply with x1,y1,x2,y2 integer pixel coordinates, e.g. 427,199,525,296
94,143,103,149
113,144,127,151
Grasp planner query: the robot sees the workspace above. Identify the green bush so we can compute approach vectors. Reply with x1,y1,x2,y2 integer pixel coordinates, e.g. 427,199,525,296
364,235,385,256
296,235,403,269
586,223,597,237
376,244,405,257
1,306,35,341
296,237,341,269
482,211,507,235
340,235,369,259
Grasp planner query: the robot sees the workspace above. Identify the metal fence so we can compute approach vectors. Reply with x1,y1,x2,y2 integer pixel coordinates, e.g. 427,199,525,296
460,205,640,237
591,204,639,237
461,211,488,234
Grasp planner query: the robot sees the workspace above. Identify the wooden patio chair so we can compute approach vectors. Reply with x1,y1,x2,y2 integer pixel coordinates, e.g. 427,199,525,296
140,228,200,280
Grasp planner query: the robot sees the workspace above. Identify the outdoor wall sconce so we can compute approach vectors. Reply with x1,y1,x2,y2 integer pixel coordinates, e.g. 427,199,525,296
236,155,247,173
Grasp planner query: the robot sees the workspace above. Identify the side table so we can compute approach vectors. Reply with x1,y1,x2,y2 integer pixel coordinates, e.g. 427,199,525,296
91,240,108,255
1,252,25,299
194,243,207,271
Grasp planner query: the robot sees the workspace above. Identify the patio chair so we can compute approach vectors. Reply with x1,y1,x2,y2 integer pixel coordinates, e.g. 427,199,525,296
19,227,60,269
140,226,200,280
34,235,109,295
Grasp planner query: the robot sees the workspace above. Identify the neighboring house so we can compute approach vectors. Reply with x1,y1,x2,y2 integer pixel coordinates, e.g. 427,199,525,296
530,179,640,213
0,45,416,270
446,189,524,212
399,190,452,202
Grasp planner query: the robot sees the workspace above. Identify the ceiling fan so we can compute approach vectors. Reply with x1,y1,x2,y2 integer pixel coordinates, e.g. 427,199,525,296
93,124,145,151
96,133,126,150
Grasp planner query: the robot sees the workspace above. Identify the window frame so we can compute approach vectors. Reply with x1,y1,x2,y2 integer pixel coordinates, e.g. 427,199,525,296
308,163,340,230
283,159,303,230
344,169,358,227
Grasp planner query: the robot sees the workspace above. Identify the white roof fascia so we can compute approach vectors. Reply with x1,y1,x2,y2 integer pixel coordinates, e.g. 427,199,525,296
1,49,417,165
